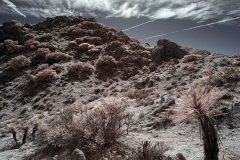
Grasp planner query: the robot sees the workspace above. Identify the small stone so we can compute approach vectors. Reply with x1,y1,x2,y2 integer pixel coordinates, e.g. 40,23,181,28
71,148,86,160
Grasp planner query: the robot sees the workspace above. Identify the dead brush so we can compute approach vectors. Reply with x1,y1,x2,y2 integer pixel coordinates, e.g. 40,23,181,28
35,97,135,159
131,141,172,160
173,85,225,160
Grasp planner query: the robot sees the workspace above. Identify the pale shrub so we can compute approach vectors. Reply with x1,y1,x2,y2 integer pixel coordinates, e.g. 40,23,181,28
0,39,24,54
24,39,40,49
45,52,72,62
181,54,202,63
96,55,118,70
37,97,134,158
68,62,95,78
31,69,57,84
35,64,49,73
36,48,50,57
9,55,31,71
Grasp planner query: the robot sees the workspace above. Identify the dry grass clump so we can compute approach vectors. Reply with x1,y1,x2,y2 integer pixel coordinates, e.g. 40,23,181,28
174,85,224,160
31,69,58,84
9,55,31,71
132,141,172,160
181,54,202,63
36,97,134,159
45,52,72,63
68,62,95,79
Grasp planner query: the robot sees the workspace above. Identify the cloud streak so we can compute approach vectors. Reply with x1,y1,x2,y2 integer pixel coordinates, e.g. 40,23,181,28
0,0,239,25
2,0,26,18
141,16,240,40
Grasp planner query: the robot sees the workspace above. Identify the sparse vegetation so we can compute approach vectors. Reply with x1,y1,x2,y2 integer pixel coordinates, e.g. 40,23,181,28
181,54,203,63
31,69,58,84
174,85,225,160
9,55,31,71
36,97,134,159
68,62,95,79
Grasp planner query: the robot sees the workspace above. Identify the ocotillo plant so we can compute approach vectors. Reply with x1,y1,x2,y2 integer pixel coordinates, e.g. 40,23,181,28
173,85,224,160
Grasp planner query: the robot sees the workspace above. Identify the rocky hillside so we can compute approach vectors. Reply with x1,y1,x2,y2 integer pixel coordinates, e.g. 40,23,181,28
0,16,240,160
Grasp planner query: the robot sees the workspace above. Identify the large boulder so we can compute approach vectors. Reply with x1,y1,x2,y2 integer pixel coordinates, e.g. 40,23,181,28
151,39,188,62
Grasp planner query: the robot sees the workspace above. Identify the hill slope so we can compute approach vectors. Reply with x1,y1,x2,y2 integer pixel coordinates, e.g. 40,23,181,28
0,16,240,160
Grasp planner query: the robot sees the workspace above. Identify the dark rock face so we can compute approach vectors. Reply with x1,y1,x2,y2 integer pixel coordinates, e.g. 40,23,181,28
151,39,188,62
0,20,28,43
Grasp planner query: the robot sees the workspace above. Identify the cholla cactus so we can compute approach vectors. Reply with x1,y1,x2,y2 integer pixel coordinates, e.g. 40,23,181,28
9,55,31,71
174,85,224,160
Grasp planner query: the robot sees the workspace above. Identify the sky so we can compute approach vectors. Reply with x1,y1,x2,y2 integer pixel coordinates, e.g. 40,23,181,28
0,0,240,55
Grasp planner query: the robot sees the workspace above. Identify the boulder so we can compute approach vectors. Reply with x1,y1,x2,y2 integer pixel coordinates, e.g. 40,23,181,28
151,39,188,62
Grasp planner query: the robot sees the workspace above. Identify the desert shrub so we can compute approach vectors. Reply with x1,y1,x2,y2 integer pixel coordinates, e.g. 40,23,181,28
75,36,102,45
132,141,171,160
50,63,64,73
36,48,50,57
45,52,72,63
232,60,240,66
31,69,57,84
36,97,134,159
35,64,49,73
130,50,151,58
78,43,95,52
182,63,194,71
193,67,240,87
181,54,202,63
24,39,40,49
96,55,118,71
9,55,31,71
37,33,53,42
66,26,93,38
68,62,95,78
0,39,24,54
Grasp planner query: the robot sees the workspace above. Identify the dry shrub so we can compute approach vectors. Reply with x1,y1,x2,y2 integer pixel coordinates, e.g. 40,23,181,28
9,55,31,71
192,67,240,87
132,141,171,160
78,43,94,49
24,39,40,49
68,62,95,78
45,52,72,62
232,60,240,66
31,69,58,84
37,97,134,159
182,63,194,71
96,55,118,71
181,54,202,63
50,63,64,73
0,39,25,54
75,36,102,45
36,48,50,57
35,64,49,73
130,50,151,58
